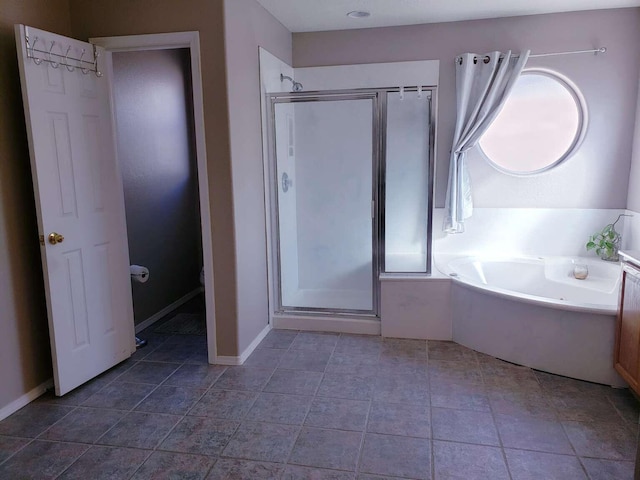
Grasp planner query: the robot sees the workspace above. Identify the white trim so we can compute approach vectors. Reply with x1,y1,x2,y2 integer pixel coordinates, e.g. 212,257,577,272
214,324,272,365
134,287,203,334
273,315,381,335
90,31,217,363
0,378,53,421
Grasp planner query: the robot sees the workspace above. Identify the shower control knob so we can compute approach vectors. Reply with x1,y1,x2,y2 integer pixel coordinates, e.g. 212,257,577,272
48,232,65,245
282,172,293,192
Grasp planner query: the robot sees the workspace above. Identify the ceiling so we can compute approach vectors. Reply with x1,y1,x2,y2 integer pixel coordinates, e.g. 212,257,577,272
255,0,640,32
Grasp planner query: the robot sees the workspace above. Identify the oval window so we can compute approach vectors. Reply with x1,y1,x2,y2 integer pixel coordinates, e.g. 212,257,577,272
478,70,586,174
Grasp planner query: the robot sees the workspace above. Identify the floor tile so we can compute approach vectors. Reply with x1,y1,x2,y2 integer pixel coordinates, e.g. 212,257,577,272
0,440,88,480
432,407,499,446
283,464,356,479
280,349,333,372
82,382,155,410
488,391,556,419
38,407,125,443
291,332,339,351
0,435,29,463
551,394,625,423
0,403,73,438
1,333,638,480
214,367,274,391
159,416,239,456
376,354,429,377
359,433,430,479
482,366,543,394
36,379,107,407
206,458,284,479
189,389,258,419
258,330,298,349
131,451,215,479
222,422,299,463
430,382,490,412
263,369,323,396
580,457,634,480
334,335,382,356
608,390,640,424
135,385,206,414
305,397,369,431
325,352,379,376
535,371,610,397
429,360,483,388
495,414,573,454
289,427,362,471
381,338,428,358
115,361,180,384
317,373,372,400
432,440,509,480
97,411,181,449
243,348,286,368
428,340,478,362
246,392,312,425
372,374,429,405
505,449,587,480
58,445,149,479
367,402,430,438
164,364,227,389
143,343,195,363
357,475,406,480
563,420,637,460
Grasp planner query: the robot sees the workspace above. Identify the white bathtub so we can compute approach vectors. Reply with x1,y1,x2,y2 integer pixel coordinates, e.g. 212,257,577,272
440,256,625,386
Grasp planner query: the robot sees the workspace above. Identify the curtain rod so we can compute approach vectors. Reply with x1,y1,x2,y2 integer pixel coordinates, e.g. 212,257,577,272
456,47,606,65
528,47,606,58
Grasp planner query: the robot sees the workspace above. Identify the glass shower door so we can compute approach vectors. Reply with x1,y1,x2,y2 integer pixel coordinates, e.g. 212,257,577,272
271,94,377,313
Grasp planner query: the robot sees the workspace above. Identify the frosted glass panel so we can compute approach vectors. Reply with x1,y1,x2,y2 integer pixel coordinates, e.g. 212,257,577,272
385,90,430,273
274,98,374,311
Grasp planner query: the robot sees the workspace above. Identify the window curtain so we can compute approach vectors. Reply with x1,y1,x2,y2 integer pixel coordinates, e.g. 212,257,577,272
443,50,530,233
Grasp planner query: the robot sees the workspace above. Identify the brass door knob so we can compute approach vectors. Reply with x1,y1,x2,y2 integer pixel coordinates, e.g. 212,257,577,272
48,232,64,245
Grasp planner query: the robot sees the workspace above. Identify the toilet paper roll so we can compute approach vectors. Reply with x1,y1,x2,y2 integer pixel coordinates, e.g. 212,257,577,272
130,265,150,284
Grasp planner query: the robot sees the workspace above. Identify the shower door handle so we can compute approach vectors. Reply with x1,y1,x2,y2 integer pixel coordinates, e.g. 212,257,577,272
282,172,293,193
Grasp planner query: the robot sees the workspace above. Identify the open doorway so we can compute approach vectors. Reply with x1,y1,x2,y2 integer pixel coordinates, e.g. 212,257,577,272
111,47,206,355
93,32,217,364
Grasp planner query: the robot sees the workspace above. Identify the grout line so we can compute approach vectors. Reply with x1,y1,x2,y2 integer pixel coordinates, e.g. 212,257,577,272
475,349,514,480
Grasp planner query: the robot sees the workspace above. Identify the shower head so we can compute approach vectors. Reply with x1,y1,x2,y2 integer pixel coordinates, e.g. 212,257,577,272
280,74,303,92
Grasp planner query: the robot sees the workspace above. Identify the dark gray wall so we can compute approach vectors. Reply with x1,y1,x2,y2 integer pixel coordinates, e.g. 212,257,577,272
113,48,202,325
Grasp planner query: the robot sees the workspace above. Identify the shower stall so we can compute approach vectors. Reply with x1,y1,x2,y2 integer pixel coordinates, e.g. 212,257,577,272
267,86,434,319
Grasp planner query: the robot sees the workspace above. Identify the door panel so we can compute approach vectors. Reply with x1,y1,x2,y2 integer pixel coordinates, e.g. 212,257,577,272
15,25,134,395
272,95,377,313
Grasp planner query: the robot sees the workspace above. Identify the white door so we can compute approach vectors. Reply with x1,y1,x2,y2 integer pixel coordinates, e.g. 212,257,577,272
15,25,135,396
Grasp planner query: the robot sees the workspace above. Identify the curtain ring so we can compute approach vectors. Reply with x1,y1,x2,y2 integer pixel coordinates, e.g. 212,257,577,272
473,56,478,64
483,56,490,64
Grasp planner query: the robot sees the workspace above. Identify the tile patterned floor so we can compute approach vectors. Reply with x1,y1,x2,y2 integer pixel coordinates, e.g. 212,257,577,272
0,329,638,479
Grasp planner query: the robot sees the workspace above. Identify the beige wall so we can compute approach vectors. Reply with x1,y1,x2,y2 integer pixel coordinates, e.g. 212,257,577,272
0,0,71,410
69,0,239,355
223,0,292,353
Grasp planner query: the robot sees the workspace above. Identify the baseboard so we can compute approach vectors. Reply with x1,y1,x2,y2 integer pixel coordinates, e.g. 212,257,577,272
272,314,381,335
135,287,203,334
0,378,53,421
215,323,271,366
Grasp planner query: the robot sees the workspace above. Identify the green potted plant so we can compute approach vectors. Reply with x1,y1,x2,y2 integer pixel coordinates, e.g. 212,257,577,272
586,213,632,261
